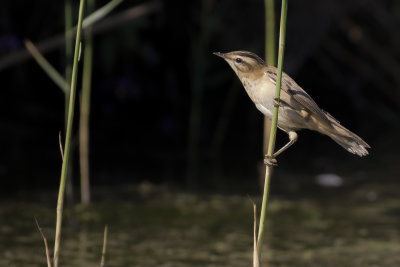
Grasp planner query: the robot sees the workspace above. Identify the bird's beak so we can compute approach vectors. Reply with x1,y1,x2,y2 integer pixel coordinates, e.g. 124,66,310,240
213,52,226,59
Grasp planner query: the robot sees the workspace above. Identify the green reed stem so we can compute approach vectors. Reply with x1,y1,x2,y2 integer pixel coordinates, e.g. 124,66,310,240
263,0,276,158
53,0,86,266
265,0,276,67
79,0,95,205
257,0,288,260
65,0,73,127
64,0,76,210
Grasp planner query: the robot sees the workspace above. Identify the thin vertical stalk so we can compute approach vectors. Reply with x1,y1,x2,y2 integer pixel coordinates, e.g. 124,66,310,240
65,0,75,205
257,0,288,260
263,0,276,155
35,219,52,267
54,0,86,266
65,0,73,126
265,0,276,67
100,225,108,267
79,0,95,206
253,204,260,267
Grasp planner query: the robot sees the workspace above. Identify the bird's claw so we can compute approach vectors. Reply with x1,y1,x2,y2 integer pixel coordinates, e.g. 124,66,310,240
264,155,278,167
273,97,281,107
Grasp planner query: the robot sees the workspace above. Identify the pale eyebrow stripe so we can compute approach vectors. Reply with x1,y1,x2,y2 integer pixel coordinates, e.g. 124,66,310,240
236,52,265,65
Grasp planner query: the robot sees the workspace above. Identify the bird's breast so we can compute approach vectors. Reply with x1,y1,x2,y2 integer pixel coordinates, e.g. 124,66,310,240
241,77,276,115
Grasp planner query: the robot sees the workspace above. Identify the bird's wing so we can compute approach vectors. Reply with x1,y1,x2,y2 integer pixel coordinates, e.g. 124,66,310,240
265,66,332,126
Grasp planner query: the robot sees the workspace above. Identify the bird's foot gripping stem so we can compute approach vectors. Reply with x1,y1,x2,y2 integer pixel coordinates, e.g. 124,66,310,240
273,97,281,108
264,154,277,167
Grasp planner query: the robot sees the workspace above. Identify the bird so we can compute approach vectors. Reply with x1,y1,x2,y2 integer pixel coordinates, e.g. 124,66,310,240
214,50,370,166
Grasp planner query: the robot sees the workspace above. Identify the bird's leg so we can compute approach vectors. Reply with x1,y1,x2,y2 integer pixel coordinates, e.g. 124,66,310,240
264,131,298,167
274,131,298,157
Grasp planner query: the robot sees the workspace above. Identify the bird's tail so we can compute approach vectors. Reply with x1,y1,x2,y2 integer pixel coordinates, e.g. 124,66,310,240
324,113,370,157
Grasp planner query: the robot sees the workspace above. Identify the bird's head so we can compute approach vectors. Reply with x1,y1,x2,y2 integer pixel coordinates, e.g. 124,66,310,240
213,51,266,79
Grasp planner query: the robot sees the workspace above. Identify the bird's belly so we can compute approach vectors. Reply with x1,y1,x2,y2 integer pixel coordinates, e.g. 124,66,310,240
242,77,307,131
256,103,306,131
255,103,274,118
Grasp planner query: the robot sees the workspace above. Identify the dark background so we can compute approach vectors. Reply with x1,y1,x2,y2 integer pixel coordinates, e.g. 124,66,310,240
1,0,399,194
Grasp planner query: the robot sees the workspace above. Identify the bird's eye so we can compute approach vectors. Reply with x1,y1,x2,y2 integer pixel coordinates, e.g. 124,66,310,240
235,58,242,63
